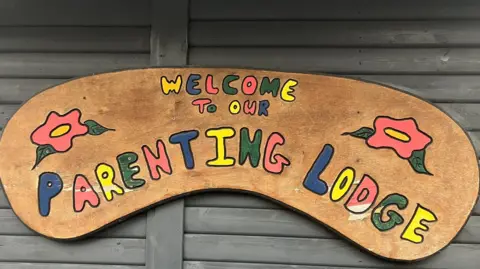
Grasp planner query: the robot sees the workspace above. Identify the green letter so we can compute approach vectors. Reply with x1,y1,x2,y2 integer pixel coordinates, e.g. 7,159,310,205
117,152,146,189
260,77,280,97
223,75,239,95
371,193,408,231
239,128,262,168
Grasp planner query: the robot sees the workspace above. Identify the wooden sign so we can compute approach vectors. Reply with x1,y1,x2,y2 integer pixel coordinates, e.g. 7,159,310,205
0,68,478,262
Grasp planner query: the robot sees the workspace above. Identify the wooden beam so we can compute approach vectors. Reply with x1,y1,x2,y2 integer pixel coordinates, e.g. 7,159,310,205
146,1,189,269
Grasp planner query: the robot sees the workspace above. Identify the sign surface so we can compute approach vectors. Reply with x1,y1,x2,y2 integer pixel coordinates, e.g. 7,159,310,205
0,68,478,261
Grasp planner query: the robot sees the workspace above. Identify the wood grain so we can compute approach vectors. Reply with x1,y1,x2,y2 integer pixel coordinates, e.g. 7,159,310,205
0,53,149,78
0,27,149,53
189,48,480,74
190,0,480,20
0,0,149,26
184,207,480,243
0,264,143,269
191,21,480,47
0,209,146,238
0,68,477,261
0,236,145,264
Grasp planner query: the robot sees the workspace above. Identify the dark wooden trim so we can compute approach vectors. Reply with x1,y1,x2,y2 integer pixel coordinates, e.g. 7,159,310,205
146,1,189,269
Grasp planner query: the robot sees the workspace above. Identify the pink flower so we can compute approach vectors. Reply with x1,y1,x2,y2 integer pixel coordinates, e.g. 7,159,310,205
366,116,432,159
31,109,88,152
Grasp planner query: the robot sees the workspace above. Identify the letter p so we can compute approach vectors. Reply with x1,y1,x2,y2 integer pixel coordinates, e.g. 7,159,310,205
38,172,63,217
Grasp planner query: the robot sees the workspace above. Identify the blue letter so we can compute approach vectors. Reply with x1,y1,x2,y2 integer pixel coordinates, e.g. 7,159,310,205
258,100,270,117
303,144,334,195
186,74,201,95
169,130,200,169
38,172,63,217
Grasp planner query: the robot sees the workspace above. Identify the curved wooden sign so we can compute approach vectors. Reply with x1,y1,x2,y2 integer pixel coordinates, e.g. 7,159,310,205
0,68,478,261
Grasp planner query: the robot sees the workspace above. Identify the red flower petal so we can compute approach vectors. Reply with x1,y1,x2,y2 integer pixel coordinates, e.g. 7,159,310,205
31,109,88,152
366,116,432,159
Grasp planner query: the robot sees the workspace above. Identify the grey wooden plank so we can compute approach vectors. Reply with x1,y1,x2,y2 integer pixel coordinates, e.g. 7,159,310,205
437,103,480,131
354,75,480,102
189,48,480,74
145,1,188,269
185,193,280,209
0,53,150,78
0,0,149,26
474,195,480,215
184,207,480,243
146,200,184,269
0,79,65,103
190,0,480,20
99,214,147,238
0,186,8,209
0,263,143,269
456,215,480,243
0,192,10,209
468,132,480,156
0,209,146,238
0,27,150,52
150,0,188,65
191,21,480,47
184,261,385,269
0,235,145,264
184,234,480,268
0,105,20,133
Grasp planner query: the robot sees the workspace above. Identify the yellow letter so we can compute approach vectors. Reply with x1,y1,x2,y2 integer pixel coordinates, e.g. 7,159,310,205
280,79,297,102
229,100,241,115
95,163,124,201
330,167,355,202
401,204,437,243
206,127,236,166
161,75,182,95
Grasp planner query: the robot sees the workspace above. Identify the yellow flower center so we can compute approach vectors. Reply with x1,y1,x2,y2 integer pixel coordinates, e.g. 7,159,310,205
384,128,410,142
50,124,71,137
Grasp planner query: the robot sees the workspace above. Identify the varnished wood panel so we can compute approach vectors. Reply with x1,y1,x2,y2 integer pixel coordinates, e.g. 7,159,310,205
0,68,477,261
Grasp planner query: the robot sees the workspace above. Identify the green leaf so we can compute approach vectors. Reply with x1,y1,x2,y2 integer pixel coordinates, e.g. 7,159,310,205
32,144,57,169
84,120,114,136
408,149,433,175
342,127,374,139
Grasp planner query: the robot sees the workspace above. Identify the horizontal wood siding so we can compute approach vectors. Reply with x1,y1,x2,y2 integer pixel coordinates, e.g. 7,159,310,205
0,209,146,238
185,1,480,268
191,21,480,47
190,48,480,74
0,53,149,78
0,236,145,264
0,0,150,26
0,79,65,103
190,0,480,20
184,262,367,269
184,234,480,268
0,1,150,268
0,27,150,52
0,264,143,269
184,207,480,243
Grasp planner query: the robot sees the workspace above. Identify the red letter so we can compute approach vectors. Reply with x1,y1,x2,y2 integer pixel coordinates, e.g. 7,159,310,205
142,140,172,180
73,174,100,213
192,98,212,114
345,175,379,214
242,76,258,95
263,132,290,174
205,75,219,94
243,100,256,115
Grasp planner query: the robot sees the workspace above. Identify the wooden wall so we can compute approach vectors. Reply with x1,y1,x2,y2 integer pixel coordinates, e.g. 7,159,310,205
0,0,149,268
1,0,480,268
